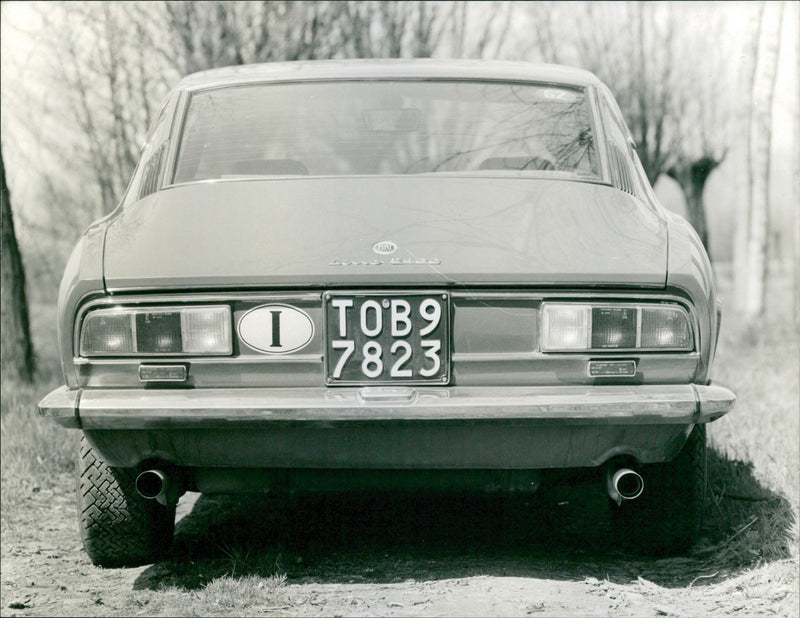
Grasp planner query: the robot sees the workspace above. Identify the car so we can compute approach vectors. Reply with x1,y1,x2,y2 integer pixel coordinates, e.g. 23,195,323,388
39,59,735,566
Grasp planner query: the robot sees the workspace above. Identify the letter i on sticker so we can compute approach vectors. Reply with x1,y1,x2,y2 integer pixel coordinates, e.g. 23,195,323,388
271,310,281,348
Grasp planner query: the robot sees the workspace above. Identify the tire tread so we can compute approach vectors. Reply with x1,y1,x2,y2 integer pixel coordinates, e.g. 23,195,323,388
611,424,707,555
77,435,175,567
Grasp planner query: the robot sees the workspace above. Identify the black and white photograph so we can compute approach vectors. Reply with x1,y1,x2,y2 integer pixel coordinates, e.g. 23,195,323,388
1,1,798,615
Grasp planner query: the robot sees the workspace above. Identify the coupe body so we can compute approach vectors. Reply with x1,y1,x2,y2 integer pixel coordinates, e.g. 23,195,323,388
39,60,735,566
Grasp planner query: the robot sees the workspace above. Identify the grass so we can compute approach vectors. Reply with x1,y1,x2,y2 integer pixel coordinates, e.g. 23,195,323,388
702,268,799,570
123,574,289,616
1,272,798,614
0,339,73,512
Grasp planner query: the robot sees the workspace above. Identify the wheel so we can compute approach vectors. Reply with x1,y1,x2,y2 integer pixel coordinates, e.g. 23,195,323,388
611,424,706,555
77,434,175,567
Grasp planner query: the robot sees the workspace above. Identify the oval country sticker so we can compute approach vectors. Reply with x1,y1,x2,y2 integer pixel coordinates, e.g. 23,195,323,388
237,304,314,354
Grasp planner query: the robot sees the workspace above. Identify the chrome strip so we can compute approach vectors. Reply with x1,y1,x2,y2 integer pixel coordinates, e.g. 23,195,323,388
50,383,735,429
635,307,643,348
72,291,698,367
163,89,189,186
454,352,539,362
75,354,323,366
130,312,138,353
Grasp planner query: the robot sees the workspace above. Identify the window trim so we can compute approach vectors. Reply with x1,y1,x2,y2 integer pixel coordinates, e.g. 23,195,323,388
164,78,606,188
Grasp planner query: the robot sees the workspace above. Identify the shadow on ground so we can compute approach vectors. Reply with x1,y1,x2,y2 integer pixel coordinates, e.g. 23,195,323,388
134,446,794,592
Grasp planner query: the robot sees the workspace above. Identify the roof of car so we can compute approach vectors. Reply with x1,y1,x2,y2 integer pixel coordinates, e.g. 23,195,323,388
176,59,602,90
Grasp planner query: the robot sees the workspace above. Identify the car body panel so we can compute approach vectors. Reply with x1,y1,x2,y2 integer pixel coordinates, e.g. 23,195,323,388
103,177,668,291
56,221,108,388
665,211,720,376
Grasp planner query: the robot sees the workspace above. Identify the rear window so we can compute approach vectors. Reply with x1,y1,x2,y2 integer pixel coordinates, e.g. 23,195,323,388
173,80,598,182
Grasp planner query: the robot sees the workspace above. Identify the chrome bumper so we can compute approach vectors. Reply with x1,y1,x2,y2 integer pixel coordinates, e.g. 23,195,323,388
39,383,734,429
38,384,734,469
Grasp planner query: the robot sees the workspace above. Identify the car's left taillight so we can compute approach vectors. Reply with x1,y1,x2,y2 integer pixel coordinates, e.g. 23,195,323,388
79,306,232,356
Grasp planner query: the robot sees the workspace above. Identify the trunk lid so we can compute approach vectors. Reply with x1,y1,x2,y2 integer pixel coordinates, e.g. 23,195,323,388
103,177,668,290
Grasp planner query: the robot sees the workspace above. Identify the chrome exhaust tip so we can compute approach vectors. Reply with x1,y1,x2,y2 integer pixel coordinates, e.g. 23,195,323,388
136,469,170,505
607,467,644,505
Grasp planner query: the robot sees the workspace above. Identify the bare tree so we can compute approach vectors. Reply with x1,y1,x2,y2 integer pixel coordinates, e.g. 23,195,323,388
458,1,514,60
34,3,173,221
332,1,513,60
1,146,35,382
7,0,522,307
795,15,800,323
525,1,563,64
333,1,445,59
162,2,343,70
737,2,785,318
532,2,732,253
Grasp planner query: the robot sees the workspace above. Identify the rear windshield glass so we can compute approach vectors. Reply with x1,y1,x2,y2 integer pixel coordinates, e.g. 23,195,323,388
173,81,598,182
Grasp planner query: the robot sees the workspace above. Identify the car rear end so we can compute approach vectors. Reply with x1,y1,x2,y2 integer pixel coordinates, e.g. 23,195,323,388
38,61,735,565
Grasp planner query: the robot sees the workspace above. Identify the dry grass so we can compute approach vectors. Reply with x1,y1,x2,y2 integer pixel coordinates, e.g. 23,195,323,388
123,573,289,617
0,341,72,512
706,268,799,563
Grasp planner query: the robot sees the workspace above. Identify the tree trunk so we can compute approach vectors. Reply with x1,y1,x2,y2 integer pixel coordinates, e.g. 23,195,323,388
743,2,783,318
667,156,721,255
0,147,36,382
794,15,800,325
733,6,762,314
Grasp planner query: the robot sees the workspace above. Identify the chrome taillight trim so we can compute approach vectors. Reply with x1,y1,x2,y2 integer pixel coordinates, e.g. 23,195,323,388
73,290,699,360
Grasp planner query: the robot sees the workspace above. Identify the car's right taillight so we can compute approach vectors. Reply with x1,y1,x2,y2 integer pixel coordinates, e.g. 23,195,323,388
541,303,692,352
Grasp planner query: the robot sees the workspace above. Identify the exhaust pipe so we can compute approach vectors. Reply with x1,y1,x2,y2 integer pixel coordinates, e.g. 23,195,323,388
607,467,644,506
136,469,179,506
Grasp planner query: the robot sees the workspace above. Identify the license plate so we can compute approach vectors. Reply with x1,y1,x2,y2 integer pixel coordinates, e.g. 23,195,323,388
324,292,450,385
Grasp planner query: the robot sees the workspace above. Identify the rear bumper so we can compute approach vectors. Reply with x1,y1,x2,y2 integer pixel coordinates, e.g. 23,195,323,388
39,383,734,469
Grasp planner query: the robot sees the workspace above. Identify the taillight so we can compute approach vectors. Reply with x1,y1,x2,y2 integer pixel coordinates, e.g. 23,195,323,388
541,303,692,352
591,307,637,349
640,306,692,349
79,306,232,356
540,305,590,350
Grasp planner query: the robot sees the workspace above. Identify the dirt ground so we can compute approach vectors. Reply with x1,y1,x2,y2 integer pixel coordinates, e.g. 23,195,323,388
2,470,796,617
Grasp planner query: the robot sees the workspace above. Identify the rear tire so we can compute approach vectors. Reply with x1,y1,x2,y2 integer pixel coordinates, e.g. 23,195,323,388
77,434,175,567
611,424,706,555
